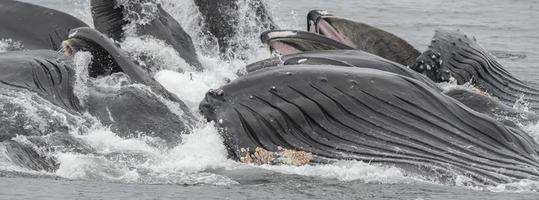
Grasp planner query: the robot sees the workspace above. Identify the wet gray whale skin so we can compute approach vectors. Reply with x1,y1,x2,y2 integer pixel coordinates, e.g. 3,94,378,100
412,29,539,112
246,49,539,125
246,50,434,86
0,49,192,171
89,0,202,70
306,10,420,66
200,65,539,185
0,0,88,51
0,39,194,147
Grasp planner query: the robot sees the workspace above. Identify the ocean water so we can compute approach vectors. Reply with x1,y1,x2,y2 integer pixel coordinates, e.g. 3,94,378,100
1,0,539,199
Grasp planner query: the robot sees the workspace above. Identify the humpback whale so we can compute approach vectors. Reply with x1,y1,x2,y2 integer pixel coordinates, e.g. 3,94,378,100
412,29,539,112
260,10,420,67
200,65,539,185
64,27,197,138
0,47,193,170
0,0,88,51
1,30,195,146
90,0,202,70
306,10,420,66
246,49,539,125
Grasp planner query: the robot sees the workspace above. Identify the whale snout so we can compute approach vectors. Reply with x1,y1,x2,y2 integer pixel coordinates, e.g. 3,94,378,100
199,89,227,122
307,10,331,32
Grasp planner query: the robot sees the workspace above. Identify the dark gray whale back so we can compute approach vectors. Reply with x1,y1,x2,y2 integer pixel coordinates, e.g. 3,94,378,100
200,65,539,185
444,88,539,127
0,0,88,51
90,0,202,70
0,50,82,113
307,10,420,66
246,49,539,126
412,29,539,111
246,50,437,88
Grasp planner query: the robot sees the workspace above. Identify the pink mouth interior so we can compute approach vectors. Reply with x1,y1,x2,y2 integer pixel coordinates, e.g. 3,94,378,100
269,41,303,55
317,19,356,48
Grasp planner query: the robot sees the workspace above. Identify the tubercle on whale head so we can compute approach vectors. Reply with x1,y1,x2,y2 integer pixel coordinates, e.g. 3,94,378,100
199,88,226,123
411,49,451,82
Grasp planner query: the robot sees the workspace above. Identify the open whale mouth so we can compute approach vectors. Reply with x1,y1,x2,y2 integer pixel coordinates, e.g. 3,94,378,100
307,10,356,48
260,30,354,56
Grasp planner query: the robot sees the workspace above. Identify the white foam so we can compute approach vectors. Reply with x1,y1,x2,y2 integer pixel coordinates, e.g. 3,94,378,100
151,123,235,173
117,0,161,35
55,152,140,182
73,51,92,106
55,123,237,185
120,36,195,74
260,161,409,183
488,179,539,193
0,38,24,52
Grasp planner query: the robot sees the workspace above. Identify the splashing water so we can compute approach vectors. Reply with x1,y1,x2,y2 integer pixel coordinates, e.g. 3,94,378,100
117,0,161,35
0,39,24,52
2,0,539,195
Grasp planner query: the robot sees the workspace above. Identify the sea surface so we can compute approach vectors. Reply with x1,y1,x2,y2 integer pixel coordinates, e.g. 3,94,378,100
1,0,539,199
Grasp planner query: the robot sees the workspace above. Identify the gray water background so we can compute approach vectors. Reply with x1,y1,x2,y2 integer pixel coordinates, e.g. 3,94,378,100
1,0,539,199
